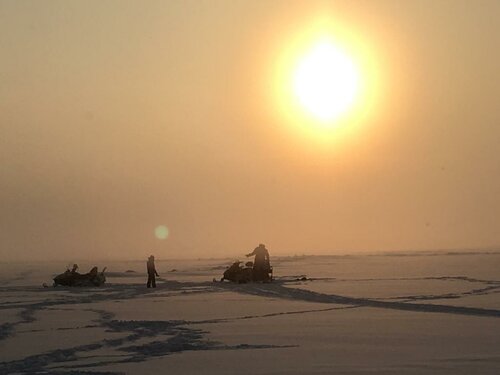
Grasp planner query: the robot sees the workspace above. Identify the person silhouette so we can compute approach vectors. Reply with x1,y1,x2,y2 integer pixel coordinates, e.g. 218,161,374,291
146,255,159,288
246,244,271,281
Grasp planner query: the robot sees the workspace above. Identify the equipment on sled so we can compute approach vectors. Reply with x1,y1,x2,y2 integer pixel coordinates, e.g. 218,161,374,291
53,264,107,287
220,261,273,283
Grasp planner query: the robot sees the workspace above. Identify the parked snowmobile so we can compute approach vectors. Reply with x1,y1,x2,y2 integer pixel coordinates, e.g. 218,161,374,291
53,264,107,287
220,261,272,283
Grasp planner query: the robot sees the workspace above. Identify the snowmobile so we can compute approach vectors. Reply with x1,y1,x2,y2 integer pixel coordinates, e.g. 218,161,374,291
53,264,107,287
220,261,273,283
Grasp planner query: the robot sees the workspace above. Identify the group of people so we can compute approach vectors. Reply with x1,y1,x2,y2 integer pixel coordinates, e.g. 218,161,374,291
146,243,271,287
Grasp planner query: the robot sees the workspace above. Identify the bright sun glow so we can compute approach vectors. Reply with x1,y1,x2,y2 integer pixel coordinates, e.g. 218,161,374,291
293,40,360,122
267,18,381,147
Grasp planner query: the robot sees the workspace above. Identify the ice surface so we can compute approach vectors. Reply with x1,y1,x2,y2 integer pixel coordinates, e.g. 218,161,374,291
1,252,499,374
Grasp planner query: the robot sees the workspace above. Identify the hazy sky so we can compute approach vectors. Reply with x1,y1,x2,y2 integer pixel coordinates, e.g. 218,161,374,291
1,0,499,261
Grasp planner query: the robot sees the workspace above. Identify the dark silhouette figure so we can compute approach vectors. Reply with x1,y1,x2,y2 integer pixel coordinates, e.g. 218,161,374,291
246,243,271,281
147,255,159,288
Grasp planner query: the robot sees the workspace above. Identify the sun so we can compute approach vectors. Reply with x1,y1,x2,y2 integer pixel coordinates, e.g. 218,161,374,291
266,19,380,145
293,40,360,122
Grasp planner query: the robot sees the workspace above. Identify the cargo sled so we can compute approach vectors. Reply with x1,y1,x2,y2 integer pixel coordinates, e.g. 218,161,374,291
220,261,272,283
53,265,106,287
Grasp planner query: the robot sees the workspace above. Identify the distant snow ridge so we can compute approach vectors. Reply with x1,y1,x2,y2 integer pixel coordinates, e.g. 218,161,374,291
227,281,500,317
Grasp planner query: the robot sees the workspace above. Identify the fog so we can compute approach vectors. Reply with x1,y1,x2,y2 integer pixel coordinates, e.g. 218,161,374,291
1,0,499,260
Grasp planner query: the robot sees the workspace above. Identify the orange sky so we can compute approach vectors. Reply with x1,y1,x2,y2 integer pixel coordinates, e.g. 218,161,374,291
1,0,499,260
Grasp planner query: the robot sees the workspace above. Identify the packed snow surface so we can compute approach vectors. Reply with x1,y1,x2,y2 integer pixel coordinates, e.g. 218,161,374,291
1,251,499,374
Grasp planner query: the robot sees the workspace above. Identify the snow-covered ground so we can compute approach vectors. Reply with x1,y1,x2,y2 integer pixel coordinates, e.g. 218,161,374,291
1,252,499,374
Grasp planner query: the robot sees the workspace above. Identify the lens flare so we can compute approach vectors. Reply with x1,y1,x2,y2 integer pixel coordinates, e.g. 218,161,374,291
154,225,169,240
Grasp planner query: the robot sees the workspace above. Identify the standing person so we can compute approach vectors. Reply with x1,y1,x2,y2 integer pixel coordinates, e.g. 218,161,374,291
246,243,271,281
147,255,159,288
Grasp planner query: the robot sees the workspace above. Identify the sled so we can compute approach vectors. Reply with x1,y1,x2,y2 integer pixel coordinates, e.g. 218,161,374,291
220,261,272,283
53,265,107,287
